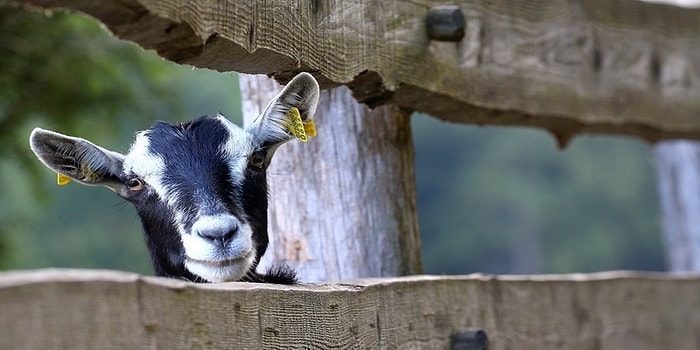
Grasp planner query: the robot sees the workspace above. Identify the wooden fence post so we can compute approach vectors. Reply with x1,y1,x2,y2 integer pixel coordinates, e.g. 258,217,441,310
655,140,700,271
240,74,422,281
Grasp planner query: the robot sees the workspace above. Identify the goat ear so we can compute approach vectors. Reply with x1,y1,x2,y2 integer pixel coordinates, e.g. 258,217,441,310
29,128,126,194
246,72,320,160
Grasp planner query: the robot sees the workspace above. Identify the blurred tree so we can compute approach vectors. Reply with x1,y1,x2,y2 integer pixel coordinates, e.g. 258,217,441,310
0,7,239,270
655,141,700,271
0,6,176,157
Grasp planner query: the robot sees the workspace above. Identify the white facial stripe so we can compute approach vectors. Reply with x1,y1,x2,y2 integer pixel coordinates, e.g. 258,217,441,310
123,131,189,245
217,114,253,186
123,131,163,176
123,131,177,210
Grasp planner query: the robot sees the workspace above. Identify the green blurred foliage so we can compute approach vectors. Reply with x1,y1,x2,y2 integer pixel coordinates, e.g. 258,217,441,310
1,7,166,156
0,8,664,275
414,116,663,274
0,8,239,272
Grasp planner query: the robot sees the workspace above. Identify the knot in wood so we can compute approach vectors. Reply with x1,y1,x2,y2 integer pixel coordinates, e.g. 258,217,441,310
425,5,465,42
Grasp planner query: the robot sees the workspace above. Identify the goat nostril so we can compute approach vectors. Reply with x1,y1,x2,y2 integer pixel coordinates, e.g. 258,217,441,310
221,227,237,243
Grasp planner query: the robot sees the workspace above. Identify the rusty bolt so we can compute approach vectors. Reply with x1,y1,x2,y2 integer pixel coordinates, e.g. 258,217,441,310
425,5,465,42
451,329,488,350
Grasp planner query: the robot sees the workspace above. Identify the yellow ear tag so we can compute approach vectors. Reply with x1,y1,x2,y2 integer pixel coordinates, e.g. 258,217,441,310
286,107,308,142
57,173,71,186
303,119,317,137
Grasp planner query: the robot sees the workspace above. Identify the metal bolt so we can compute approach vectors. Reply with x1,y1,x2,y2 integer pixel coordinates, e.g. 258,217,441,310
425,5,465,42
451,329,489,350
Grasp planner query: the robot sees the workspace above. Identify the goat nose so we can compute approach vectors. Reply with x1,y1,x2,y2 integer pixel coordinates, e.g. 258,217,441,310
193,216,239,244
196,226,237,244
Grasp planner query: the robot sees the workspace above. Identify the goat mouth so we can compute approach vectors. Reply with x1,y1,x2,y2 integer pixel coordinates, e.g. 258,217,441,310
185,250,253,267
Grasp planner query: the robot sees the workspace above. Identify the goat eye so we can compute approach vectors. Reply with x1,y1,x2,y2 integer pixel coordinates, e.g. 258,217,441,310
126,177,145,191
248,153,266,169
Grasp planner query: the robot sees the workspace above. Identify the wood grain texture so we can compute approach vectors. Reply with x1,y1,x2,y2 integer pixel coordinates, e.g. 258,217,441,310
240,75,422,282
1,269,699,349
6,0,700,141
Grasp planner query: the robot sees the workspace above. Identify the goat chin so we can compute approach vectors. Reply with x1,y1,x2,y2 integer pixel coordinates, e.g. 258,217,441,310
184,250,255,282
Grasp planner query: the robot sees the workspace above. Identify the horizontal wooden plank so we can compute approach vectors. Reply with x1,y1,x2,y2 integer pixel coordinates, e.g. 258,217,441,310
1,269,699,349
7,0,700,142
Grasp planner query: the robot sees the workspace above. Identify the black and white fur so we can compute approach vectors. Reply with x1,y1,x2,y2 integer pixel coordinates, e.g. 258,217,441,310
28,73,320,284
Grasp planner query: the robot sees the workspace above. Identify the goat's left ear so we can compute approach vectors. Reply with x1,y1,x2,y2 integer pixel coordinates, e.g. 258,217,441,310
29,128,126,194
246,72,320,162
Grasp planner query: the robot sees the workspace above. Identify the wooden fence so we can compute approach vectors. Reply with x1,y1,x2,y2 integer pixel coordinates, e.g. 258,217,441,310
10,0,700,142
1,269,698,349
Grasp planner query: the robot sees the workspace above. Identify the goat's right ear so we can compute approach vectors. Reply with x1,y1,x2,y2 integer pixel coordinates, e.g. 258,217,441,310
29,128,126,194
246,72,320,164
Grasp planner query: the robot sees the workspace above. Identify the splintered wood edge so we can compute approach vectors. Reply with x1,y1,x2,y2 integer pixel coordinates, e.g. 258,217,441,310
1,268,699,290
6,0,700,141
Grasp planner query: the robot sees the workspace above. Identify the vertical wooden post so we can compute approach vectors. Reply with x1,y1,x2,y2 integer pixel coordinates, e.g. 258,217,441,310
240,74,422,282
654,141,700,272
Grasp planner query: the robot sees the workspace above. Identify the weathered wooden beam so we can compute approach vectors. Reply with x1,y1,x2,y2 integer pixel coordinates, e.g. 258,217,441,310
7,0,700,142
1,269,699,349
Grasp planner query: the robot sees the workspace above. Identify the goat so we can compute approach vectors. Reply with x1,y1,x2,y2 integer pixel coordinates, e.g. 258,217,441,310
28,73,320,284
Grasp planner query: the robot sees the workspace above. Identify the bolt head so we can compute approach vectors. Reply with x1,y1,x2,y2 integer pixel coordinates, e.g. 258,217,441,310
451,329,489,350
425,5,466,42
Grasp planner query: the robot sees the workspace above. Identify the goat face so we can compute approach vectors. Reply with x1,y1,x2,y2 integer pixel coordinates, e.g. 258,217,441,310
28,73,320,283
